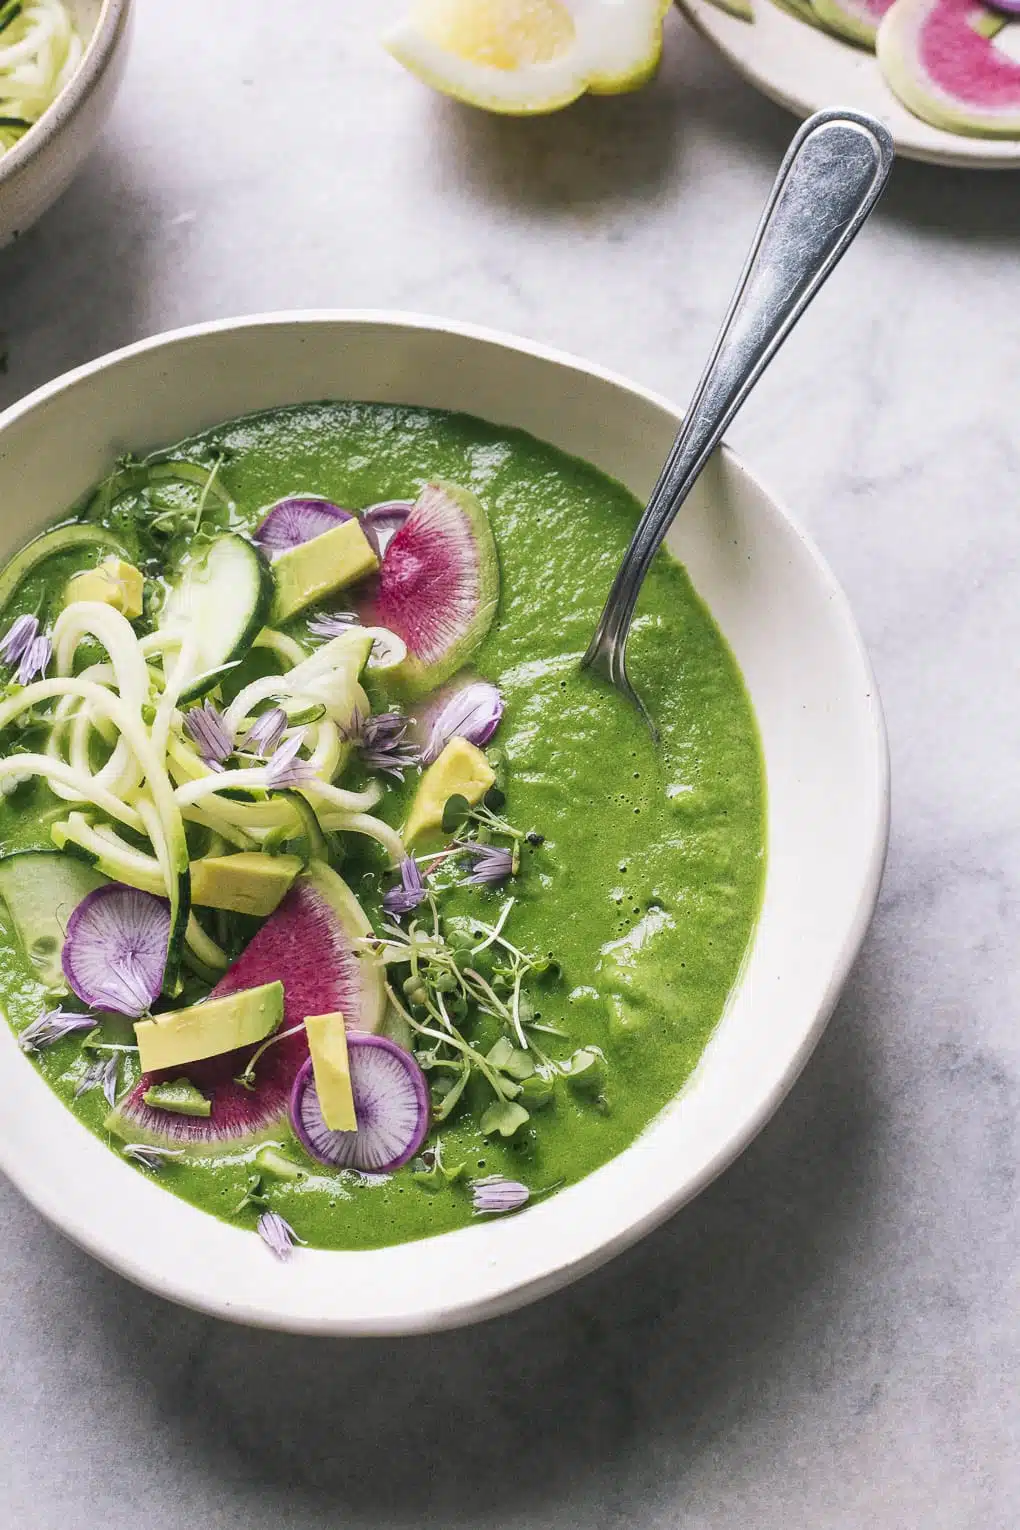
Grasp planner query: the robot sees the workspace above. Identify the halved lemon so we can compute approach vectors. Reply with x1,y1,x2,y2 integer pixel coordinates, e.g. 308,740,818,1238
385,0,671,115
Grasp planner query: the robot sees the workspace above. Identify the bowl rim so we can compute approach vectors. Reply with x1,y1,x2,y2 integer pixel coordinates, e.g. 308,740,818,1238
0,310,891,1333
0,0,131,185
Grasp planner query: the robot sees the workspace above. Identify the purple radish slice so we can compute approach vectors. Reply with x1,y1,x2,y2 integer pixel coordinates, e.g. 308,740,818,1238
108,863,384,1152
811,0,894,47
254,498,353,554
877,0,1020,136
62,884,169,1017
359,500,413,559
355,481,499,700
290,1040,430,1172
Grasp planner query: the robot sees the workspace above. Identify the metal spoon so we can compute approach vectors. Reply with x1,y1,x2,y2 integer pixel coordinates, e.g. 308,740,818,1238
581,108,895,734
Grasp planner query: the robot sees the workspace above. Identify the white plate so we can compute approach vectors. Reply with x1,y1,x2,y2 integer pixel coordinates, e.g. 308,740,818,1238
0,313,889,1335
680,0,1020,170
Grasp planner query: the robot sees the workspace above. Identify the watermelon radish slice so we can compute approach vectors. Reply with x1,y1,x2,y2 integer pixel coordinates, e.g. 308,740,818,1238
811,0,894,47
290,1042,430,1173
354,482,499,699
108,862,384,1153
877,0,1020,136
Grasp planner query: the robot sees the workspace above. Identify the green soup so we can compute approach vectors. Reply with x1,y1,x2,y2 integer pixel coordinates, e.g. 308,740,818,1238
0,403,765,1251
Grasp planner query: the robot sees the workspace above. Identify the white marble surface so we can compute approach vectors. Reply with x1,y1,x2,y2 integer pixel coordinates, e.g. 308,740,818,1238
1,3,1018,1526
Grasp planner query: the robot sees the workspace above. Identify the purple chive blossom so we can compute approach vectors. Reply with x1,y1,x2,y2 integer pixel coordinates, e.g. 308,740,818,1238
471,1176,530,1216
423,682,504,765
463,844,515,887
308,611,361,640
183,700,233,768
242,706,288,758
122,1143,184,1171
257,1210,306,1261
264,731,314,788
0,614,38,665
359,712,419,780
19,1007,96,1053
75,1053,120,1106
383,856,428,917
15,633,51,686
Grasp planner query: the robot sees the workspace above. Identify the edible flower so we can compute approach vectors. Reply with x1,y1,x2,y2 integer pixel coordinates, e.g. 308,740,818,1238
307,611,361,639
383,856,428,917
264,731,314,788
1,615,52,685
0,614,38,665
16,633,51,685
242,706,289,759
122,1143,184,1171
183,699,232,768
423,681,503,765
471,1175,530,1216
463,844,515,887
257,1210,306,1261
19,1007,97,1053
358,711,419,780
61,884,170,1018
75,1053,120,1107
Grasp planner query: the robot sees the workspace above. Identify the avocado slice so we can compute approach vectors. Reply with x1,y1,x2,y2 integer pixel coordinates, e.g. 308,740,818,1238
270,519,379,623
64,557,145,620
189,852,303,917
305,1011,357,1131
135,979,283,1074
403,737,496,849
141,1078,212,1117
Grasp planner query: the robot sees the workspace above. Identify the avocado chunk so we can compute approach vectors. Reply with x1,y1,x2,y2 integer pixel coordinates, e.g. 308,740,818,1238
190,852,303,916
305,1011,357,1131
142,1078,212,1117
403,737,496,848
135,979,283,1074
64,557,145,619
270,519,379,623
0,851,107,992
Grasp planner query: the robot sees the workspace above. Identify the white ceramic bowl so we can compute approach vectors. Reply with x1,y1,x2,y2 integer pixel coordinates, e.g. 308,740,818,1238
0,0,132,248
0,313,889,1334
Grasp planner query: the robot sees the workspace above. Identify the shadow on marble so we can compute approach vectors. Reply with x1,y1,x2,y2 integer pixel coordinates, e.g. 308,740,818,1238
58,932,888,1521
0,133,160,412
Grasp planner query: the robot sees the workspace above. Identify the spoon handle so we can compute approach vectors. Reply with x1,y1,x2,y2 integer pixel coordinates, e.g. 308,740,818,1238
582,108,894,684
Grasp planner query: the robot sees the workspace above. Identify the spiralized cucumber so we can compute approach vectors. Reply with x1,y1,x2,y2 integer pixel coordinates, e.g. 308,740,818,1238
0,1,83,158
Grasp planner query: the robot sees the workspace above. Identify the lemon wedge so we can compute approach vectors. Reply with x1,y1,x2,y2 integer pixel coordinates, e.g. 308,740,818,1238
385,0,671,115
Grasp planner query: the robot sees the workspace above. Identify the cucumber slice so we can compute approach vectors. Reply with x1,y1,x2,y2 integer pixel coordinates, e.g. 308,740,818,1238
159,534,273,704
0,523,127,618
0,850,108,992
84,458,235,521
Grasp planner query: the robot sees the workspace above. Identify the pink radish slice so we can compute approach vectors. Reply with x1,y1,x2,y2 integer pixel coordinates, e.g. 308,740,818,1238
254,499,352,553
290,1041,430,1172
877,0,1020,136
360,501,413,558
62,884,169,1017
109,871,382,1150
811,0,895,46
355,482,499,698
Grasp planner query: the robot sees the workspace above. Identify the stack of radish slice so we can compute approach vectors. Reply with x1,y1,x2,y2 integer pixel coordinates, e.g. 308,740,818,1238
707,0,1020,140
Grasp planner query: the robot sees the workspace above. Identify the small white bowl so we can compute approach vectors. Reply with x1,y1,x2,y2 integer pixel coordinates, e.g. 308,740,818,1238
0,0,132,248
0,313,889,1335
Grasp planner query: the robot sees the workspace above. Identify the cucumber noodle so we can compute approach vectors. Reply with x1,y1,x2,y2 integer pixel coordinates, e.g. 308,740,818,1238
0,1,82,156
12,600,406,970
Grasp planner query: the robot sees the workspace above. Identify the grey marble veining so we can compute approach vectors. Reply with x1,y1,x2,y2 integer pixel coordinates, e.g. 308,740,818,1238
1,4,1018,1527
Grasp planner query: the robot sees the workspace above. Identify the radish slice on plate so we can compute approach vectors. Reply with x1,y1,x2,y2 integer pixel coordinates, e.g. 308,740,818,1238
62,884,170,1017
290,1038,430,1172
254,498,353,553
